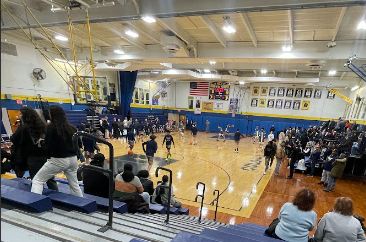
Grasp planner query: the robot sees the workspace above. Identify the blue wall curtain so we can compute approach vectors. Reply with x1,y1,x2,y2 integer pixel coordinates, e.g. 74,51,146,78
118,71,138,117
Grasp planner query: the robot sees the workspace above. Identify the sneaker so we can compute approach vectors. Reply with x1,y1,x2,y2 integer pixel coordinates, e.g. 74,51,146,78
317,181,324,185
323,189,330,192
307,174,313,177
263,171,267,175
286,176,293,179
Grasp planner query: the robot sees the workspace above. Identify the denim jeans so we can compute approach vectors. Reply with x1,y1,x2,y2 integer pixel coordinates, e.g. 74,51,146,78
327,176,337,191
265,156,271,171
274,158,282,174
309,160,317,176
31,156,83,197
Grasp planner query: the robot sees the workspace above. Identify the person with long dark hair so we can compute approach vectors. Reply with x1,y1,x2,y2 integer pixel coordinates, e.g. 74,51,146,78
10,107,58,190
31,105,83,197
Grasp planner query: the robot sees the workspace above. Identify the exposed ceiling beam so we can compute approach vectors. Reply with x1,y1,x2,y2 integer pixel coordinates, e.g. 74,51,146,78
238,13,257,48
157,18,197,57
74,0,90,8
98,23,146,50
70,25,123,49
340,71,346,80
288,10,293,45
40,0,67,10
253,70,257,77
126,21,161,44
332,7,347,42
200,16,227,48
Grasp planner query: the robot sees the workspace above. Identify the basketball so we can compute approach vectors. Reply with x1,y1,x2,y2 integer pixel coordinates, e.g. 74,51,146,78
128,150,134,156
189,142,193,145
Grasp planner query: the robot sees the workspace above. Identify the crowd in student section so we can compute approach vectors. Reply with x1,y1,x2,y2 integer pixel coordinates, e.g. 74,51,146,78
1,107,365,242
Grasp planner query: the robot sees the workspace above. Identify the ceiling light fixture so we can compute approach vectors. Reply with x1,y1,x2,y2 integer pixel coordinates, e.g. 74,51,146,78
55,35,68,41
282,45,292,52
113,49,124,54
209,60,216,65
329,70,337,75
351,85,360,91
125,30,139,38
203,69,211,73
142,16,156,23
223,16,236,33
261,69,267,74
239,81,245,85
357,20,366,30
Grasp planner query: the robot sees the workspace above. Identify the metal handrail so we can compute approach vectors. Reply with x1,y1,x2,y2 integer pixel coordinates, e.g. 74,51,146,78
213,189,220,221
155,166,172,224
72,131,114,232
194,182,206,224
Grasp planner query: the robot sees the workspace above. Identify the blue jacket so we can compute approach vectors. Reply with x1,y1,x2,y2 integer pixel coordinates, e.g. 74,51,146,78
143,140,157,157
310,150,321,163
324,154,338,171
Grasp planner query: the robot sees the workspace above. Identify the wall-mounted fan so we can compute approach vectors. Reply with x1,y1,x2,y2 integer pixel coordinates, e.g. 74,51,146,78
33,68,46,80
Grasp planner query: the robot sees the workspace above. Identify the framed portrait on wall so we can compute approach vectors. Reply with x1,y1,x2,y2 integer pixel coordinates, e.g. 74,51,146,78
259,99,266,108
267,99,275,108
295,88,303,98
284,100,292,109
286,88,294,97
304,88,313,98
301,101,310,110
252,87,259,96
269,87,276,96
293,100,301,110
251,98,258,107
314,89,322,99
260,87,268,96
278,87,285,97
276,99,283,109
327,91,335,99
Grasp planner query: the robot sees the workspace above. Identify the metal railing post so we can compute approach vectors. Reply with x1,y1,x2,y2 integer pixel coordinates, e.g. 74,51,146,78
194,182,206,224
213,189,220,221
155,166,173,224
72,131,114,232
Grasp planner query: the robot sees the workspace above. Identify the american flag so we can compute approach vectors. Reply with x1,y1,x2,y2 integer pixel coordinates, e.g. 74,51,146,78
189,82,209,96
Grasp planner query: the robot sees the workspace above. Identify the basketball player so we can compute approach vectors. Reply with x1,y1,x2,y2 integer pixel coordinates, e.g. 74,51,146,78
217,126,226,142
225,123,234,134
191,124,198,145
126,128,135,150
259,128,266,149
253,125,259,143
162,130,175,162
142,135,157,172
234,129,244,153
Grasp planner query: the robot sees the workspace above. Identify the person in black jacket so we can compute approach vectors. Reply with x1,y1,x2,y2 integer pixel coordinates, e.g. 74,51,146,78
308,145,321,177
137,169,154,196
191,124,198,145
142,135,158,172
264,141,275,175
111,118,119,139
83,153,109,198
1,149,12,174
31,105,82,197
287,142,301,179
10,107,58,191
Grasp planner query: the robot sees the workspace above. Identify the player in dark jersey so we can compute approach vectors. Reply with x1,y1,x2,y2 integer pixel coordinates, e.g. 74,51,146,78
162,130,175,162
126,128,135,150
234,129,244,153
191,124,198,145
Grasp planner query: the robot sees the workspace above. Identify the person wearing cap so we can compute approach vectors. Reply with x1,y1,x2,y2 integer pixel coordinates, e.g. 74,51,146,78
307,145,321,177
82,153,109,198
318,149,338,186
323,153,347,192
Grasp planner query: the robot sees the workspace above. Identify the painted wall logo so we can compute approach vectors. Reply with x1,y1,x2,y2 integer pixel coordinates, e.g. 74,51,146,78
241,156,262,171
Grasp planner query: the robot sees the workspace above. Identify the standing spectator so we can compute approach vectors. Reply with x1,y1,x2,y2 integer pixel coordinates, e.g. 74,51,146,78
268,188,317,241
101,116,109,139
191,124,198,145
234,129,244,153
111,118,119,139
313,197,365,242
83,128,100,164
76,121,86,131
287,141,301,179
122,117,129,129
82,153,109,198
270,139,277,167
99,117,106,136
137,170,154,196
264,141,275,175
152,175,182,208
323,153,347,192
206,119,210,133
308,145,321,177
268,131,275,142
274,141,285,175
31,105,83,197
142,135,158,172
318,149,338,186
278,132,286,145
270,125,275,136
10,107,58,191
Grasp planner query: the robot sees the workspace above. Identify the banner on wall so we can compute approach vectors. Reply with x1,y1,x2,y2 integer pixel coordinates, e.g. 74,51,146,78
229,98,239,113
301,101,310,110
252,87,259,96
293,100,301,110
295,88,303,98
194,96,202,114
269,87,276,96
277,87,285,97
260,87,268,96
213,102,223,110
284,100,292,109
327,91,335,99
152,98,159,105
188,96,194,109
267,99,275,108
304,88,313,98
314,89,322,99
202,101,213,111
276,99,283,109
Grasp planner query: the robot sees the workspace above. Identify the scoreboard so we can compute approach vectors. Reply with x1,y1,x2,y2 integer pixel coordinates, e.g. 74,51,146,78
209,82,230,100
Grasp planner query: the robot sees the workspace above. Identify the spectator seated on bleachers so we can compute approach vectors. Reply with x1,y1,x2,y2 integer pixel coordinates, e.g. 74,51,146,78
137,170,154,196
81,153,109,198
313,197,365,242
266,188,317,242
152,175,182,208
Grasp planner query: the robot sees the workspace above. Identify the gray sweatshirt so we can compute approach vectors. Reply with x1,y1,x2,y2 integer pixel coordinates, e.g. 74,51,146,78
314,212,365,242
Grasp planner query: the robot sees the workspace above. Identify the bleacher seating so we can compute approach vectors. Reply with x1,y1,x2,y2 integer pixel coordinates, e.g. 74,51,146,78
64,110,88,127
131,112,168,124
